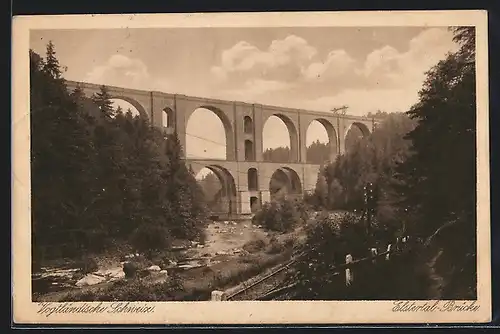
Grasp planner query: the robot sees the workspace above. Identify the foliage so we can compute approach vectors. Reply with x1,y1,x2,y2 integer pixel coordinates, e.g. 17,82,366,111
293,212,368,298
394,26,477,298
129,224,171,255
298,27,477,299
306,140,331,164
306,112,416,232
242,238,267,253
252,198,308,233
263,146,290,163
292,211,408,299
30,41,208,264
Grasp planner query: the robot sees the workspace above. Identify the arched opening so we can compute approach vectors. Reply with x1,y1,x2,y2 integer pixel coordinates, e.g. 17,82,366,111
195,165,237,218
244,116,253,134
262,114,298,163
109,96,148,120
186,108,229,160
163,107,174,128
248,168,258,191
245,140,255,161
269,167,302,201
250,196,260,213
110,99,142,119
345,122,371,153
306,119,338,164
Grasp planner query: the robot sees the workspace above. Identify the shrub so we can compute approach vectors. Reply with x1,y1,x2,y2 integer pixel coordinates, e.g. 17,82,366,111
266,239,285,254
242,238,267,253
293,211,402,299
129,223,171,255
252,198,307,233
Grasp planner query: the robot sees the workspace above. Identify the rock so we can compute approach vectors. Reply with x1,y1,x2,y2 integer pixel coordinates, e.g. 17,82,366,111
243,224,248,228
96,267,125,280
75,273,106,287
156,270,169,283
147,265,161,272
197,244,204,248
191,241,199,246
215,250,228,256
123,261,138,278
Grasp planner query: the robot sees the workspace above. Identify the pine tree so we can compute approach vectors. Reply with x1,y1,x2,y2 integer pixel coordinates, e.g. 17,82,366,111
116,105,123,115
313,168,329,209
43,40,63,80
92,85,115,118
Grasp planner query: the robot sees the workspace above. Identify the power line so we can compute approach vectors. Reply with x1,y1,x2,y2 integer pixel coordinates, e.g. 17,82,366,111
187,160,318,186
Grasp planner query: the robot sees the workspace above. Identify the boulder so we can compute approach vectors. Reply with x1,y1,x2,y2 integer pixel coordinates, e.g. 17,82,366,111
147,265,161,272
123,261,138,278
75,273,106,287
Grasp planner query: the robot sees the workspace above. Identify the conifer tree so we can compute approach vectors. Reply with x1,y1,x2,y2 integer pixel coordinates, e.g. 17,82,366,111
92,85,115,118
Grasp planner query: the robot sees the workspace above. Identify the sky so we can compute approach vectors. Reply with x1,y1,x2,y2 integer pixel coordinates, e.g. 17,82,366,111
30,27,458,166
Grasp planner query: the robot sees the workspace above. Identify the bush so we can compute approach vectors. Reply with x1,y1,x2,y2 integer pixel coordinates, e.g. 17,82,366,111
266,239,285,254
129,223,171,255
252,198,307,233
242,238,267,253
293,211,402,299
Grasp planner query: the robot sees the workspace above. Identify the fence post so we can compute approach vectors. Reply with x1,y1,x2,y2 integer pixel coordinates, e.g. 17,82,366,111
345,254,353,286
385,244,392,261
211,290,224,301
370,248,378,264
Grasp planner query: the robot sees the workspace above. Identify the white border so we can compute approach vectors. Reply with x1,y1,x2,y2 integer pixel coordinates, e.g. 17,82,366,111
12,10,491,324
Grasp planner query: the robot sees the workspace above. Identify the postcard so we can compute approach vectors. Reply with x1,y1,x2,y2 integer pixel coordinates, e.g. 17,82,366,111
12,10,491,324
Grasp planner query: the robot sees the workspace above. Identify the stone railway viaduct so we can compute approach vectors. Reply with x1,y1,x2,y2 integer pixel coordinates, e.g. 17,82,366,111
66,80,378,218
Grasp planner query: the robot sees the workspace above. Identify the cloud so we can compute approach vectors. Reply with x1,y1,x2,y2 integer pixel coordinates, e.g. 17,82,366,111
85,54,172,92
303,50,356,82
211,35,317,86
357,28,458,88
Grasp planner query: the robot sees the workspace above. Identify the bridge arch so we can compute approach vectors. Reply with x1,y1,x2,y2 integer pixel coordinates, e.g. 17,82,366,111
344,121,371,152
306,118,338,164
185,106,235,160
262,113,299,163
194,164,237,217
269,166,302,200
109,95,149,119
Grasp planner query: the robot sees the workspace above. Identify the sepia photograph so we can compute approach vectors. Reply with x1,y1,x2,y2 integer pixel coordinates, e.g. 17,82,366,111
12,10,490,324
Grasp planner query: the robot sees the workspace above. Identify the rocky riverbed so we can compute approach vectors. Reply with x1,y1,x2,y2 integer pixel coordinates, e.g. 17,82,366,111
32,219,269,297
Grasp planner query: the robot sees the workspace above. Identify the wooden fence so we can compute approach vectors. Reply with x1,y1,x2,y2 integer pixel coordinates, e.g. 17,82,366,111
210,236,413,301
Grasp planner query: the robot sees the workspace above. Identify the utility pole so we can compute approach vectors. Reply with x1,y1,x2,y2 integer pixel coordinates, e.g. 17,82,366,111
363,182,376,238
330,105,349,115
